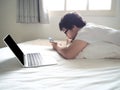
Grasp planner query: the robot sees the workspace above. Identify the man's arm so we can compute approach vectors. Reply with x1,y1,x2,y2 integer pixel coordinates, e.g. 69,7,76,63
51,40,88,59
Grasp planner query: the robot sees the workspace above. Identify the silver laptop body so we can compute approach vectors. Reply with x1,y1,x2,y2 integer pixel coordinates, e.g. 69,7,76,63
3,34,57,68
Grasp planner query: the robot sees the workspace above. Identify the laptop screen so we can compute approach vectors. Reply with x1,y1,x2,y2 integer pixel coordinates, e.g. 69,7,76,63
4,35,24,65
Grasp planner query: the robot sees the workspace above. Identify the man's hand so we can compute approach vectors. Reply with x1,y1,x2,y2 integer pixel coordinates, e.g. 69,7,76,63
50,42,58,50
51,41,65,50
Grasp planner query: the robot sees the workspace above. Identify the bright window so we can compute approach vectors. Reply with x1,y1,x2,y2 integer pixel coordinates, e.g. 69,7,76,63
89,0,112,10
44,0,113,11
43,0,64,11
66,0,87,10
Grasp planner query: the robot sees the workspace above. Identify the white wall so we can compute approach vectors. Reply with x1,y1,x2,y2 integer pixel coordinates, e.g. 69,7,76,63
0,0,120,48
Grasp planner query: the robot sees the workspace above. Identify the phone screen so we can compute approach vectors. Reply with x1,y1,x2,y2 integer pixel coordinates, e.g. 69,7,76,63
48,37,54,42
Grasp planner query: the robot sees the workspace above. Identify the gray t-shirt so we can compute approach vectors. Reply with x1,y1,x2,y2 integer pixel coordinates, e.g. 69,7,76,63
75,23,120,46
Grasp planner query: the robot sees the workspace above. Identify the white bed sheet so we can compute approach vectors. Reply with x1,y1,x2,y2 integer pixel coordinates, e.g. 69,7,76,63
0,39,120,90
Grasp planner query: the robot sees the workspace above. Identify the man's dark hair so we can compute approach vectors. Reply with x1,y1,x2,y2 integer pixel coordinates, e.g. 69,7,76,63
59,12,86,31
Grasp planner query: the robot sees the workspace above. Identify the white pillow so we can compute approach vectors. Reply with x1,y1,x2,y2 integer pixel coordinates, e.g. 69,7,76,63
77,42,120,59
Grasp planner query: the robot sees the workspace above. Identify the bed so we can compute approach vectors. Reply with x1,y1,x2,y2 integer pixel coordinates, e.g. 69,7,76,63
0,39,120,90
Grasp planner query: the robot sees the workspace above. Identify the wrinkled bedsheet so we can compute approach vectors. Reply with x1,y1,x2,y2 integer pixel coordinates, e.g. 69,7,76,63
0,40,120,90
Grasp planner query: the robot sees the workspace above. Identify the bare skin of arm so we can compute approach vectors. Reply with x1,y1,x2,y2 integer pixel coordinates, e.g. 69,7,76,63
51,40,88,59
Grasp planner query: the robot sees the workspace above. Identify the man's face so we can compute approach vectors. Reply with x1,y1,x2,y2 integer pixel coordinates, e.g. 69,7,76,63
62,26,79,40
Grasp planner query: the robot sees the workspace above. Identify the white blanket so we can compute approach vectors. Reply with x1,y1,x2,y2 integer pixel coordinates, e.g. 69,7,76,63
0,42,120,90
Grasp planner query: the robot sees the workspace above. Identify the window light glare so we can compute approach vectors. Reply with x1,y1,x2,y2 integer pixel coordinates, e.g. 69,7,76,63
66,0,87,10
43,0,64,11
43,0,112,11
89,0,112,10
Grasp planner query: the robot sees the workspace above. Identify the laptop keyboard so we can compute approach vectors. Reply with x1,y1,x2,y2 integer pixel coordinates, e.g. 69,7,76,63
27,53,42,67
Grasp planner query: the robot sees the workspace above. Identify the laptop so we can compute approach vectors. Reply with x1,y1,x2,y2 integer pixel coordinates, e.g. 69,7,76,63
3,34,57,68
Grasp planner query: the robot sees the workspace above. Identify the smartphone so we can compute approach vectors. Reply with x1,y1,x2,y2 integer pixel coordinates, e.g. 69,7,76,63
48,37,54,42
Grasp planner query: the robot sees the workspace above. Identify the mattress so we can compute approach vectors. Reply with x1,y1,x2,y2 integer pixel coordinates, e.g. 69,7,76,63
0,39,120,90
